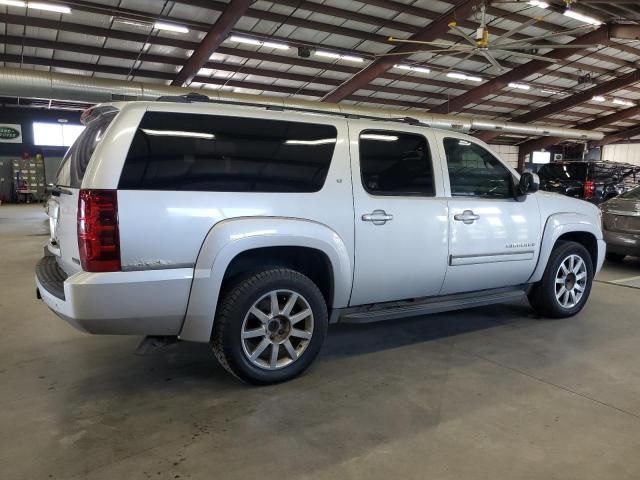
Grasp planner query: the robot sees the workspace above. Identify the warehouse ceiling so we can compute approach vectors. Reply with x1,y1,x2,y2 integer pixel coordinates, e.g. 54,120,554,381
2,0,640,146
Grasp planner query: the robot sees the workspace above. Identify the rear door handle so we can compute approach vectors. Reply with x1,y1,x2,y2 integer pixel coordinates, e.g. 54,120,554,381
362,209,393,225
454,210,480,224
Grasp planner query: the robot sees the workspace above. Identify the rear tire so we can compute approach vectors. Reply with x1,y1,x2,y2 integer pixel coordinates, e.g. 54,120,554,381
212,268,328,385
528,241,594,318
606,252,626,262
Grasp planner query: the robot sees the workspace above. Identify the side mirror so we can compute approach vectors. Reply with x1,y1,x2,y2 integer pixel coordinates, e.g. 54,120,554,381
518,172,539,196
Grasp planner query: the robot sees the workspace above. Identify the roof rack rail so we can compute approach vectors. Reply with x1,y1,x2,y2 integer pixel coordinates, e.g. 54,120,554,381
153,94,443,127
156,92,211,103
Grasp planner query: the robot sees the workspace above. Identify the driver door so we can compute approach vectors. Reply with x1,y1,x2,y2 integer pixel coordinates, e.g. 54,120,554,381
436,134,541,295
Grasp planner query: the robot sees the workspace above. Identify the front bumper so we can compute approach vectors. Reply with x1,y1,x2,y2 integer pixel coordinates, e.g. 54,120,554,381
604,230,640,256
35,255,193,335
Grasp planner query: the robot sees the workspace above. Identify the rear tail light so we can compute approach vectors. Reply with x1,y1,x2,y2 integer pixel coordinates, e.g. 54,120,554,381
584,180,595,199
77,189,121,272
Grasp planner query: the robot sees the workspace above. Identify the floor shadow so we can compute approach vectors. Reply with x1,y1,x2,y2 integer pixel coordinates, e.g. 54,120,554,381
322,300,534,358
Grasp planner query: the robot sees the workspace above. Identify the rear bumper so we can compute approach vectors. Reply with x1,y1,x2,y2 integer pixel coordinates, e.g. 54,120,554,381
604,230,640,256
35,255,193,335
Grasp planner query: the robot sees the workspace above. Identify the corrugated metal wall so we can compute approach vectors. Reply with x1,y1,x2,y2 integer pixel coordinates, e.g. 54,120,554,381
603,144,640,166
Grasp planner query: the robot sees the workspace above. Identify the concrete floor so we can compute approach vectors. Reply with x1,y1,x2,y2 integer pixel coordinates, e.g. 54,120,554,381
2,204,640,480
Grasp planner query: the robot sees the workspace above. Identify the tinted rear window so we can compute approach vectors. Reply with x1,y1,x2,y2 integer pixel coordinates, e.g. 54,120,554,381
118,112,337,192
56,112,116,188
538,163,587,181
359,130,434,196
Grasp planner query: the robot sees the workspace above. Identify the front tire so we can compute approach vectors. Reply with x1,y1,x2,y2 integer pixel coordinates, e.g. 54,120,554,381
528,241,594,318
212,268,328,385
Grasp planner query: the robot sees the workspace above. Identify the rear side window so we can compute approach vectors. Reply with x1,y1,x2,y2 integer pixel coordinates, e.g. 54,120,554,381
118,112,337,192
56,112,116,188
359,130,434,196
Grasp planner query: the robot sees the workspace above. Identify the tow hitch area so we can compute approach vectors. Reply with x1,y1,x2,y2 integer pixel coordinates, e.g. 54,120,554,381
134,336,179,356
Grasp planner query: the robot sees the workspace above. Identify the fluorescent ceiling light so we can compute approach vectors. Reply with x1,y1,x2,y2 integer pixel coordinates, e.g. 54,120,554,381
228,35,261,46
0,1,26,7
563,9,602,26
141,129,214,139
341,55,364,63
153,21,189,34
227,36,289,50
198,68,214,76
528,0,549,8
315,50,363,62
447,72,482,82
394,64,430,74
361,134,399,142
262,41,289,50
541,89,560,95
592,95,606,102
447,72,467,80
285,139,337,145
315,50,341,59
613,98,635,106
28,2,71,13
509,82,530,90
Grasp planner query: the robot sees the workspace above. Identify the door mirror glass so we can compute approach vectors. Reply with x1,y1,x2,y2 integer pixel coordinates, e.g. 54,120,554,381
519,172,540,195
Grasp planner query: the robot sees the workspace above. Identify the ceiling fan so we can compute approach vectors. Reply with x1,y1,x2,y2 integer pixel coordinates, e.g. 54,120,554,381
379,2,599,72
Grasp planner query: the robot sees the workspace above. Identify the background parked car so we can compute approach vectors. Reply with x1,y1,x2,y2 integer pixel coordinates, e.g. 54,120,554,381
537,160,640,204
601,185,640,261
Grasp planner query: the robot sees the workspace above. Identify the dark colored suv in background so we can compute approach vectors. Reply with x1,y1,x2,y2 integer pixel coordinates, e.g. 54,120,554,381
537,160,640,204
601,186,640,260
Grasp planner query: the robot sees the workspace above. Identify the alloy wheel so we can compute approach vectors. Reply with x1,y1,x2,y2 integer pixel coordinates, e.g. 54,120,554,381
241,289,314,370
554,254,588,309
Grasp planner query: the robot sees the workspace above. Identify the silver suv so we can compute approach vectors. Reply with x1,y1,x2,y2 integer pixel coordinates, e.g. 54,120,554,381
36,99,605,384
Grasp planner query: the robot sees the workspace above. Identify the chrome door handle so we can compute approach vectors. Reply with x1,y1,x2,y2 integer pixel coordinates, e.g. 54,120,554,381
454,210,480,224
362,209,393,225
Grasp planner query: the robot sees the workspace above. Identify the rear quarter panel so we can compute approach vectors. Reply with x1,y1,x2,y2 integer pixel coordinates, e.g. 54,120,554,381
113,105,354,272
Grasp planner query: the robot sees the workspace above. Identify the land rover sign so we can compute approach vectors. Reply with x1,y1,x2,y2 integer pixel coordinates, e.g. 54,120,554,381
0,124,22,143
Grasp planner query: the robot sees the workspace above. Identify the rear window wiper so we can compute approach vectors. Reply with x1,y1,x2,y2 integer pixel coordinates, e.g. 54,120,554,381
47,184,72,196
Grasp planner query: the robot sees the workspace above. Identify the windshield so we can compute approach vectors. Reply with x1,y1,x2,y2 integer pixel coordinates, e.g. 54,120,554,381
55,111,117,188
620,185,640,199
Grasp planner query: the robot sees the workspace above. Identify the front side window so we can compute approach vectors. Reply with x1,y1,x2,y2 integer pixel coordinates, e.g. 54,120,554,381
359,130,434,196
444,138,513,198
119,112,337,192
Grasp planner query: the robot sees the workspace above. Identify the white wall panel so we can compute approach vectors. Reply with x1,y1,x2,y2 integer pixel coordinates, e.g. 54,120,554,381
603,144,640,166
490,144,519,168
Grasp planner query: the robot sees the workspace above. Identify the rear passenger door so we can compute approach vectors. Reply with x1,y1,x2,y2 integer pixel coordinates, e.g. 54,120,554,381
349,122,449,306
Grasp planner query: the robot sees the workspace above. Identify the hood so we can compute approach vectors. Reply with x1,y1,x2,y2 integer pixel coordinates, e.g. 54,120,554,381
601,196,640,214
536,190,602,222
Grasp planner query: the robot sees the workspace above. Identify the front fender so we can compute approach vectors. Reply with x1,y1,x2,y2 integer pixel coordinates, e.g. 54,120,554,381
528,212,604,284
179,217,352,342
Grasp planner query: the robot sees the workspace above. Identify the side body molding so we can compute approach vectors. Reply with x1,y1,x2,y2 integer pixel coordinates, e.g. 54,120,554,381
528,212,604,284
179,217,353,343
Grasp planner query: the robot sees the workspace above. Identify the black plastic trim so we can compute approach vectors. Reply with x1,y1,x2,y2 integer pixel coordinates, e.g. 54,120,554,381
35,255,68,300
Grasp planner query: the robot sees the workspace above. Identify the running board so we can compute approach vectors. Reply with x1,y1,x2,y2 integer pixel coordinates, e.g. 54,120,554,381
338,288,527,324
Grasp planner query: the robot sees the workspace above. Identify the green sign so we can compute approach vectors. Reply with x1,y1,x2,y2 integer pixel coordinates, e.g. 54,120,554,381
0,124,22,143
0,127,20,139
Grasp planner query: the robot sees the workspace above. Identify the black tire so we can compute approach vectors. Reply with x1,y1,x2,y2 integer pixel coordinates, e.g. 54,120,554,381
528,241,594,318
212,268,328,385
606,252,626,262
